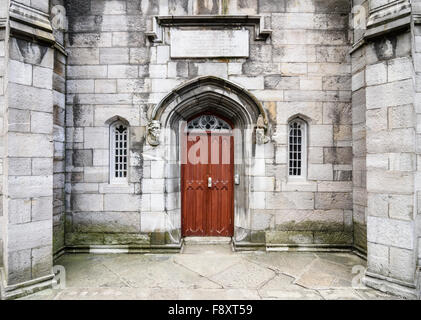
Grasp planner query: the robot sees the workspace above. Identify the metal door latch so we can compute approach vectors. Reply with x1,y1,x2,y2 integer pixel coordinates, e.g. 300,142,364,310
208,177,212,188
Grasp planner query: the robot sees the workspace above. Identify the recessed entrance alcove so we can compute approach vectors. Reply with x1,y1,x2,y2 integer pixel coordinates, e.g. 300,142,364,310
148,76,269,246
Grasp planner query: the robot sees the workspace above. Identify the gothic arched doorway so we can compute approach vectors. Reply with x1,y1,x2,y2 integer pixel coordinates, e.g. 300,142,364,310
149,76,269,244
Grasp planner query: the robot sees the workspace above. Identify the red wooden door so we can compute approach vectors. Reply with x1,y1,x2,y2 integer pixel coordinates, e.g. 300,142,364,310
181,116,234,237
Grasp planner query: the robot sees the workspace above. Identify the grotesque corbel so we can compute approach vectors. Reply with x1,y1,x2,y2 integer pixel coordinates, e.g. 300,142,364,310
256,115,270,144
147,120,161,146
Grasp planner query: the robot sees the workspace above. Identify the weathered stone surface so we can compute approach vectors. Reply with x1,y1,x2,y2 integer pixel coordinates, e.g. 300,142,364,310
315,192,352,210
31,111,53,134
313,231,352,245
8,220,52,251
308,164,333,181
31,245,52,279
9,83,53,112
274,209,344,231
8,198,31,224
104,233,149,245
366,128,415,154
367,216,414,250
324,147,352,164
367,169,413,194
366,62,387,86
72,194,103,212
266,231,313,244
7,250,32,284
389,247,416,282
72,211,140,233
171,29,249,58
104,194,141,212
8,176,53,198
366,79,413,110
31,197,53,222
266,192,315,210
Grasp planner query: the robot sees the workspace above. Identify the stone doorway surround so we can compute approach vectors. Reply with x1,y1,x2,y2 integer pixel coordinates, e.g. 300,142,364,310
144,76,269,248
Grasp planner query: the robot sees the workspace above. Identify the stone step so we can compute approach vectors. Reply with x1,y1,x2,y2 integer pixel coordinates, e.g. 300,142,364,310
183,237,232,245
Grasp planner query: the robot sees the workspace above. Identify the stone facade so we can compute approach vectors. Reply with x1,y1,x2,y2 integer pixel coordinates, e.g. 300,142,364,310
0,0,419,299
64,0,353,253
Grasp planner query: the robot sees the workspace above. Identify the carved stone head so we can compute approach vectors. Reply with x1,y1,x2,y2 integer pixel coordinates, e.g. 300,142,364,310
147,120,161,146
256,128,269,145
256,114,266,129
256,115,269,144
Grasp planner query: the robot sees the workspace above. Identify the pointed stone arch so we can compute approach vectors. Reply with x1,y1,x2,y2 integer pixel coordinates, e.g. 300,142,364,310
150,76,269,129
104,115,130,126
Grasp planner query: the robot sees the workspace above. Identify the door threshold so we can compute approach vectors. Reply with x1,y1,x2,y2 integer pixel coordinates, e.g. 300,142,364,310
184,237,232,245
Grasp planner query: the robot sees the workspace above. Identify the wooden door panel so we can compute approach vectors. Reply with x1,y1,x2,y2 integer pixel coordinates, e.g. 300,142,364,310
182,134,208,236
208,135,233,236
182,121,234,237
208,185,231,236
183,183,206,236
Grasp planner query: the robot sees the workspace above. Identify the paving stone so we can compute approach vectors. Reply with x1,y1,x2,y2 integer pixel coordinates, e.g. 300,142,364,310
21,250,401,300
258,274,296,290
244,252,317,278
174,254,241,278
210,261,275,289
295,258,355,289
318,289,362,300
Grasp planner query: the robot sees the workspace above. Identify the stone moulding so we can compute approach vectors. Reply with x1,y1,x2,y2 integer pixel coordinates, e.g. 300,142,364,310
146,15,272,43
147,76,270,146
0,17,6,29
363,270,419,299
364,0,411,39
414,14,421,24
62,244,183,255
0,267,55,300
350,0,412,53
150,76,268,125
8,0,55,44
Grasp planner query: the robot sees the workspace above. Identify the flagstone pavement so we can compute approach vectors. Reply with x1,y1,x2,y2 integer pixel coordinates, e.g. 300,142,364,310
21,244,404,300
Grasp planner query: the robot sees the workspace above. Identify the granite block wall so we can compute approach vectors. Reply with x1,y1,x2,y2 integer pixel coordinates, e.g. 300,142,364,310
63,0,352,248
0,0,8,270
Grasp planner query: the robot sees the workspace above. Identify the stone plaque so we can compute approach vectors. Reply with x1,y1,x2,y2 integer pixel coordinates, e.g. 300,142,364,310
170,29,249,58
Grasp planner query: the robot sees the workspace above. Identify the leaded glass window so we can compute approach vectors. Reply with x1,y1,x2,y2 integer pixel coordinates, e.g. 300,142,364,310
186,115,231,132
288,119,306,178
110,121,128,183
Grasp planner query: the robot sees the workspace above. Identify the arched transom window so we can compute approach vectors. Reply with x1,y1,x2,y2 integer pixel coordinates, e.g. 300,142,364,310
186,114,231,132
110,121,128,183
288,119,307,178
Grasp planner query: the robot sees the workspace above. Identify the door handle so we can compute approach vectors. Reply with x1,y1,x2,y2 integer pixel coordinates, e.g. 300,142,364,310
208,177,212,188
